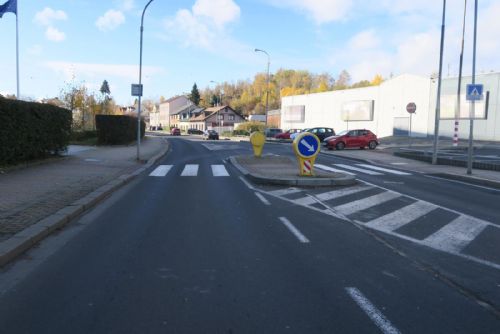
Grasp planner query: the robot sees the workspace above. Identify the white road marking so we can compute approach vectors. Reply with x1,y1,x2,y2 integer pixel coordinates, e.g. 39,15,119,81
315,163,356,175
149,165,173,177
390,162,408,165
333,191,400,216
334,164,383,175
254,192,271,205
315,185,370,202
268,188,303,196
292,196,317,206
211,165,230,177
181,164,199,176
422,216,488,253
365,201,436,232
239,176,255,190
424,175,500,193
345,287,401,334
356,164,412,175
279,217,310,243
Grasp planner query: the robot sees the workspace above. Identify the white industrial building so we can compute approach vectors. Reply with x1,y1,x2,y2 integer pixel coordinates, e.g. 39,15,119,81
281,72,499,141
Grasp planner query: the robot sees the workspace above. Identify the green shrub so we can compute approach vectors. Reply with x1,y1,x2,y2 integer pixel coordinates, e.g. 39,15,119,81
0,96,72,165
95,115,145,145
232,129,250,136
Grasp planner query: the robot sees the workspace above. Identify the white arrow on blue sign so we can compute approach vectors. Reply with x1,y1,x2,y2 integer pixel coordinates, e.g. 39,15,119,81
466,84,483,101
298,134,319,157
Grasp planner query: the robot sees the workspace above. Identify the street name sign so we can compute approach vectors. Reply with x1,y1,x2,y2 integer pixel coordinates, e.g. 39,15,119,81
466,84,483,101
131,84,143,97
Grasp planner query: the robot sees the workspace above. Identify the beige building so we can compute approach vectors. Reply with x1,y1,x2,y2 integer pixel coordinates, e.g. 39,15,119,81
190,106,245,133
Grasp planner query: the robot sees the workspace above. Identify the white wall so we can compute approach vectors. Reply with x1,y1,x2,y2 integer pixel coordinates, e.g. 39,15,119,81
281,72,500,141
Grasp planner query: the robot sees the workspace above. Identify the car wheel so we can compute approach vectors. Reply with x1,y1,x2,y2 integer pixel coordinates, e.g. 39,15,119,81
368,141,377,149
327,147,333,151
336,142,345,150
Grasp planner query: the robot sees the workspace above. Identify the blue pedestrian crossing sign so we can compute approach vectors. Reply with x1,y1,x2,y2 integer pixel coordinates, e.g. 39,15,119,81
466,84,483,101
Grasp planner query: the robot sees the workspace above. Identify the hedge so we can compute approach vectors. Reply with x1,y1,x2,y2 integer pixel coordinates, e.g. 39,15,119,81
0,96,72,165
95,115,145,145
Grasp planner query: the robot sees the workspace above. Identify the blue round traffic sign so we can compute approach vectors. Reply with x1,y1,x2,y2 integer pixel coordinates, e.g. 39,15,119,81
295,133,320,158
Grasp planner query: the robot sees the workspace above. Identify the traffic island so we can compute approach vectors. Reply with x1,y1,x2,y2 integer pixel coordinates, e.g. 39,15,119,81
229,155,357,187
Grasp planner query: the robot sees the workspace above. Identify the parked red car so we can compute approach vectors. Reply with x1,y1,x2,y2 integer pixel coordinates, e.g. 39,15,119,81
171,127,181,136
324,129,378,150
274,129,301,140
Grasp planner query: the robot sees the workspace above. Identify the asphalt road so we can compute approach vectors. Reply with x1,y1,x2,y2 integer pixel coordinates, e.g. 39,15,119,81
0,137,499,333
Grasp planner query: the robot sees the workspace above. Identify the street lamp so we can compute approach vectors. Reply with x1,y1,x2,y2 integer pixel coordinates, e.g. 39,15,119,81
136,0,155,161
210,80,223,134
255,48,270,127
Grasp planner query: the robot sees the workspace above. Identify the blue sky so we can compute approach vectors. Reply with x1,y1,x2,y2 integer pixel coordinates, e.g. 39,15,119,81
1,0,499,105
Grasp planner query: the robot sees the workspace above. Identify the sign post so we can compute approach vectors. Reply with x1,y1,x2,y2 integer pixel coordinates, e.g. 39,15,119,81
293,133,321,176
406,102,417,148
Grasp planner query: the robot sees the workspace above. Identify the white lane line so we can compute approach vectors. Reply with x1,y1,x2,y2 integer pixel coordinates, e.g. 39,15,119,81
254,192,271,206
268,188,303,196
315,185,370,202
149,165,173,177
292,196,317,206
279,217,310,243
333,191,400,216
181,164,199,176
356,164,412,176
422,215,488,253
424,175,500,193
211,165,230,177
334,164,383,175
365,201,436,232
239,176,255,190
316,163,356,175
345,287,401,334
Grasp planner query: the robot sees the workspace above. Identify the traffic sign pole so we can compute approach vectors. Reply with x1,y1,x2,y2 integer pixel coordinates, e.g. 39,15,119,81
406,102,416,148
467,0,478,175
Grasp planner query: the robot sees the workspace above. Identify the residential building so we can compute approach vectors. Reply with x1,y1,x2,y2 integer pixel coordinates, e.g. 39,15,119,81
158,95,191,129
190,106,245,133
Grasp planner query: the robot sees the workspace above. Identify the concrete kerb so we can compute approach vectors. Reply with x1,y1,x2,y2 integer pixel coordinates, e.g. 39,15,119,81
0,140,170,268
229,156,356,187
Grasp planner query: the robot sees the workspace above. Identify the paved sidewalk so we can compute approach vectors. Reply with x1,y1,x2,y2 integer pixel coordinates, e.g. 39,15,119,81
0,136,168,242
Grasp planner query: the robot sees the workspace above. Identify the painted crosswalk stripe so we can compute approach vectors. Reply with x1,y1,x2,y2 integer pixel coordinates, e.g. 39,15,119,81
149,165,173,177
356,164,412,175
315,163,356,175
422,216,488,253
181,164,199,176
333,191,400,216
334,164,383,175
315,185,370,202
211,165,229,177
293,196,317,206
364,201,436,231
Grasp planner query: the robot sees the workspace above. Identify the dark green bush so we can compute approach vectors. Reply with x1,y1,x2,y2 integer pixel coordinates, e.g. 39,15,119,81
70,130,97,141
232,129,250,136
95,115,145,145
235,121,265,133
0,96,72,165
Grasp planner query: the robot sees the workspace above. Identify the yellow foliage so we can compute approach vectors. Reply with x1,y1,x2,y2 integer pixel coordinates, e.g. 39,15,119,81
371,74,384,86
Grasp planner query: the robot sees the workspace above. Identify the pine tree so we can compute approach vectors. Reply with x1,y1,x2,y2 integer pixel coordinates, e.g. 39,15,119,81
190,83,200,105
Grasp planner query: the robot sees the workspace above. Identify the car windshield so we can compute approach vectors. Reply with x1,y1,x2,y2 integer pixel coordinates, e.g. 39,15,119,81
336,130,349,136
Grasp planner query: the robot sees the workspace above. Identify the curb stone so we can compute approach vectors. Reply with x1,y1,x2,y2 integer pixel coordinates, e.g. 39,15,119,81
0,139,170,268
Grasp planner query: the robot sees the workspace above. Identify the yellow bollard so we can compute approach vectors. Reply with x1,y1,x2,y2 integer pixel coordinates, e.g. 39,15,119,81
250,131,265,157
293,132,321,176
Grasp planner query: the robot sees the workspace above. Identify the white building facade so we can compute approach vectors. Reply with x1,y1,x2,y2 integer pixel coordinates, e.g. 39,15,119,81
281,73,500,141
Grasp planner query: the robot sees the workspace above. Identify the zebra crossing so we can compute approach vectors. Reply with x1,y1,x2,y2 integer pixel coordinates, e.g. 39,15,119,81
149,164,231,177
316,163,412,176
262,183,499,268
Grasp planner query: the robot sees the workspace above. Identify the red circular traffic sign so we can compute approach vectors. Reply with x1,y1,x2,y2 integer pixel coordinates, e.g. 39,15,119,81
406,102,417,114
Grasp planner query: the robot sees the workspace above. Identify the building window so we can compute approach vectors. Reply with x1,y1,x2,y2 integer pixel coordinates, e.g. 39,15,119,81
217,114,224,120
228,115,235,121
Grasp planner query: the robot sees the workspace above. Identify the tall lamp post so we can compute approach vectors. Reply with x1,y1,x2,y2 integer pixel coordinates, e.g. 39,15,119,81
136,0,155,161
210,80,223,133
255,48,270,127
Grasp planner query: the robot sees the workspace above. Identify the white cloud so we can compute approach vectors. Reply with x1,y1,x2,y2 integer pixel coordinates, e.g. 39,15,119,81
45,61,164,83
163,0,240,50
348,29,380,50
269,0,353,24
34,8,67,26
115,0,134,11
96,10,126,31
192,0,240,28
45,27,66,42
